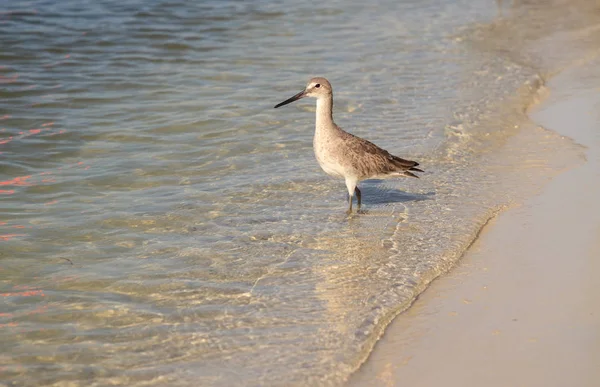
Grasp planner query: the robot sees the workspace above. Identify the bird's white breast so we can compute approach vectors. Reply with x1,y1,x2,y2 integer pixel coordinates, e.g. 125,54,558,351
313,132,346,179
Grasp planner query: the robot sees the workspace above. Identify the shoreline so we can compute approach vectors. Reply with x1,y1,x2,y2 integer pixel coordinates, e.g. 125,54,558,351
347,50,600,386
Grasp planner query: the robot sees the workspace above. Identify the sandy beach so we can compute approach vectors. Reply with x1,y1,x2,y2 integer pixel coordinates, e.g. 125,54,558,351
348,50,600,386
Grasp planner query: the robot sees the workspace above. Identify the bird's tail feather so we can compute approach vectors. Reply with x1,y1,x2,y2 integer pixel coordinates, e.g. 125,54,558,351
403,170,420,178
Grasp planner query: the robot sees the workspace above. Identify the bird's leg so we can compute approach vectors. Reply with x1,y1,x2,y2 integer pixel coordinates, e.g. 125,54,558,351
346,193,353,215
344,178,358,215
355,187,361,212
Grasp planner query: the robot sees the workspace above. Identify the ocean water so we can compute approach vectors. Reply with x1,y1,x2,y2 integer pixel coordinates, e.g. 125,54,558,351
1,0,599,385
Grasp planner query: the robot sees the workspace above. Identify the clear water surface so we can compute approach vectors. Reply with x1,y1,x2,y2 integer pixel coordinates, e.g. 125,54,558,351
1,0,599,385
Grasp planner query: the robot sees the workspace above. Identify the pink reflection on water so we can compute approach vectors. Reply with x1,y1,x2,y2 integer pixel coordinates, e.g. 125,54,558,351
0,289,45,297
0,122,64,144
0,284,47,331
0,234,26,241
0,74,18,84
0,176,32,186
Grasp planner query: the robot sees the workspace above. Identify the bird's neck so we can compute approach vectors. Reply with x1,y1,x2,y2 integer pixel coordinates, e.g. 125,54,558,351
315,96,335,134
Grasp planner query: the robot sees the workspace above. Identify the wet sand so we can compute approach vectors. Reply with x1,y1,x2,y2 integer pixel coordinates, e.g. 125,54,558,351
347,55,600,386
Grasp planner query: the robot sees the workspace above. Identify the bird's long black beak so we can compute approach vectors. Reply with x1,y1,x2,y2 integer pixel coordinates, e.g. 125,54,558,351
274,90,306,108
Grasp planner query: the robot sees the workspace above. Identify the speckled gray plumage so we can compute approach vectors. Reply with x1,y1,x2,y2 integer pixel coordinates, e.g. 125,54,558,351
333,126,422,179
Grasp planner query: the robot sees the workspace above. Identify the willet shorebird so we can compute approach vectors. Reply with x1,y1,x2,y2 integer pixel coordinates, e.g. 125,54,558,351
274,77,423,214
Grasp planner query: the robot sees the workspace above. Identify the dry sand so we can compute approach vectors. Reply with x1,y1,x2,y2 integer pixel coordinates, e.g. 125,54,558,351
347,56,600,386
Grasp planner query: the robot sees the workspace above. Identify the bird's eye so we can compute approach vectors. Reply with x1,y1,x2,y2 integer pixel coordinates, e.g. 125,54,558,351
315,84,321,88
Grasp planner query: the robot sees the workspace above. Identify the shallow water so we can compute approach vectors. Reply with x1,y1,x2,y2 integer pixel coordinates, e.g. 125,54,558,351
1,0,599,385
